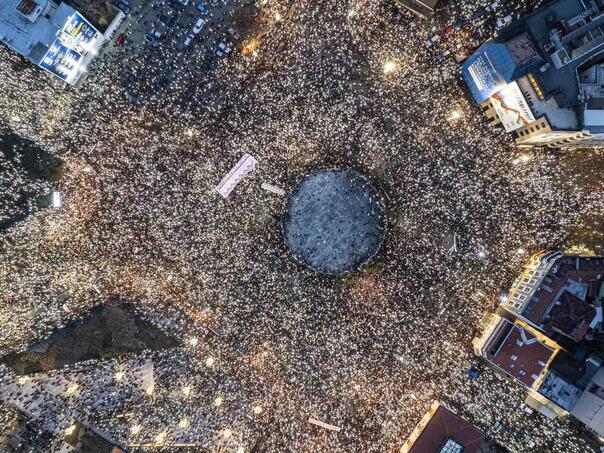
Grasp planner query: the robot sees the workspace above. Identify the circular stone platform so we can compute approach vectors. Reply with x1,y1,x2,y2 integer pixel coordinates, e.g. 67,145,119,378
283,170,386,275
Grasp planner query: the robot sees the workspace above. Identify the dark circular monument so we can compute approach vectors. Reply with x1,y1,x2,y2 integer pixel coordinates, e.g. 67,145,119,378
283,170,386,275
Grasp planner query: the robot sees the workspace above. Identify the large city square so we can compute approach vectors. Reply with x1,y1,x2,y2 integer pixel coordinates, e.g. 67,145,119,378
1,0,604,451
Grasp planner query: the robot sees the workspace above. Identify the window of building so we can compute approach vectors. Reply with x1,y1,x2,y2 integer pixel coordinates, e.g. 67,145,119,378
16,0,38,15
439,438,463,453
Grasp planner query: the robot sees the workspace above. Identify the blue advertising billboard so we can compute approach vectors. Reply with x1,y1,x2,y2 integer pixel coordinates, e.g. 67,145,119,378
62,12,99,45
461,43,518,104
39,39,82,82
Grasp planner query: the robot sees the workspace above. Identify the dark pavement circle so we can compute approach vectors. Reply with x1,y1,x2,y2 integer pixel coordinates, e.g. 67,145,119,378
283,169,386,275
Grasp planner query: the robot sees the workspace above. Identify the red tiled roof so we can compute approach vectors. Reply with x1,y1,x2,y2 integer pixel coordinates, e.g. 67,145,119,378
483,319,554,387
409,403,487,453
522,257,604,326
544,290,596,341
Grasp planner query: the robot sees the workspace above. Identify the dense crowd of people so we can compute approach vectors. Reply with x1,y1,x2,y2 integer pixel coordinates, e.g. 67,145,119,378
0,0,603,451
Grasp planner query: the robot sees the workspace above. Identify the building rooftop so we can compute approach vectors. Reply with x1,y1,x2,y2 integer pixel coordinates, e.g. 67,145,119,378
0,0,72,64
519,255,603,340
495,0,598,109
0,0,103,84
537,369,583,411
461,0,604,136
543,290,597,341
481,318,555,388
402,401,491,453
503,254,603,338
570,367,604,438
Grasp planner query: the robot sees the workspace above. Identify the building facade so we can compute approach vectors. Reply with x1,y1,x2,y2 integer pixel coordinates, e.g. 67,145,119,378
0,0,104,85
473,252,604,442
461,0,604,148
401,400,499,453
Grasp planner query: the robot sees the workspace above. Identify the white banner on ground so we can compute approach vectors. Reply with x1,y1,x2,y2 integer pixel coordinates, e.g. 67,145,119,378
215,153,257,198
261,182,285,196
308,418,341,432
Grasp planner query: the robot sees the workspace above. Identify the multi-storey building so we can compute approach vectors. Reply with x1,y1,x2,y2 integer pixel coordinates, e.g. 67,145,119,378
401,400,500,453
461,0,604,148
0,0,104,85
473,252,604,441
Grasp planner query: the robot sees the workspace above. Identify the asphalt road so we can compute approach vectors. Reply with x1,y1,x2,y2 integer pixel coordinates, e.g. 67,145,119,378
100,0,248,100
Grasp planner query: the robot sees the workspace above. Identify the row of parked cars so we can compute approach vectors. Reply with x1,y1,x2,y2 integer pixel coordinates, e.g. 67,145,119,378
174,0,221,7
183,17,207,47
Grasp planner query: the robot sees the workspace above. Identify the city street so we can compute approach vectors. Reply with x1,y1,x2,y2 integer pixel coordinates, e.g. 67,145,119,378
0,0,603,452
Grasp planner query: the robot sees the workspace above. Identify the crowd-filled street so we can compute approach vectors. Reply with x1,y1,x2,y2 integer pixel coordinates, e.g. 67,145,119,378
1,0,604,451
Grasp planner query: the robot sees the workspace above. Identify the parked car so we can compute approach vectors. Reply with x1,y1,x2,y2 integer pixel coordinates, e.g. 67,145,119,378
193,18,206,34
184,34,195,47
485,1,499,12
195,3,209,15
144,33,160,48
226,27,239,41
214,41,231,57
151,29,163,39
209,0,220,5
174,0,189,6
425,34,440,48
496,15,513,28
115,33,127,46
112,0,131,14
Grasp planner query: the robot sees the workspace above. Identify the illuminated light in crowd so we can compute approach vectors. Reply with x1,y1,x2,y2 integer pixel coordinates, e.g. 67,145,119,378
182,385,192,396
65,383,79,395
252,405,263,415
155,431,167,444
221,428,232,439
274,11,282,22
130,424,142,435
114,370,125,381
214,396,223,407
513,153,532,165
499,293,508,302
205,356,215,367
383,61,397,74
178,417,189,428
448,110,462,121
64,423,77,436
189,337,199,347
477,250,487,259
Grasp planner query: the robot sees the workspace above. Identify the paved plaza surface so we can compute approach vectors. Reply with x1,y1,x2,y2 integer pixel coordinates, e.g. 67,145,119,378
284,170,385,275
0,0,603,452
